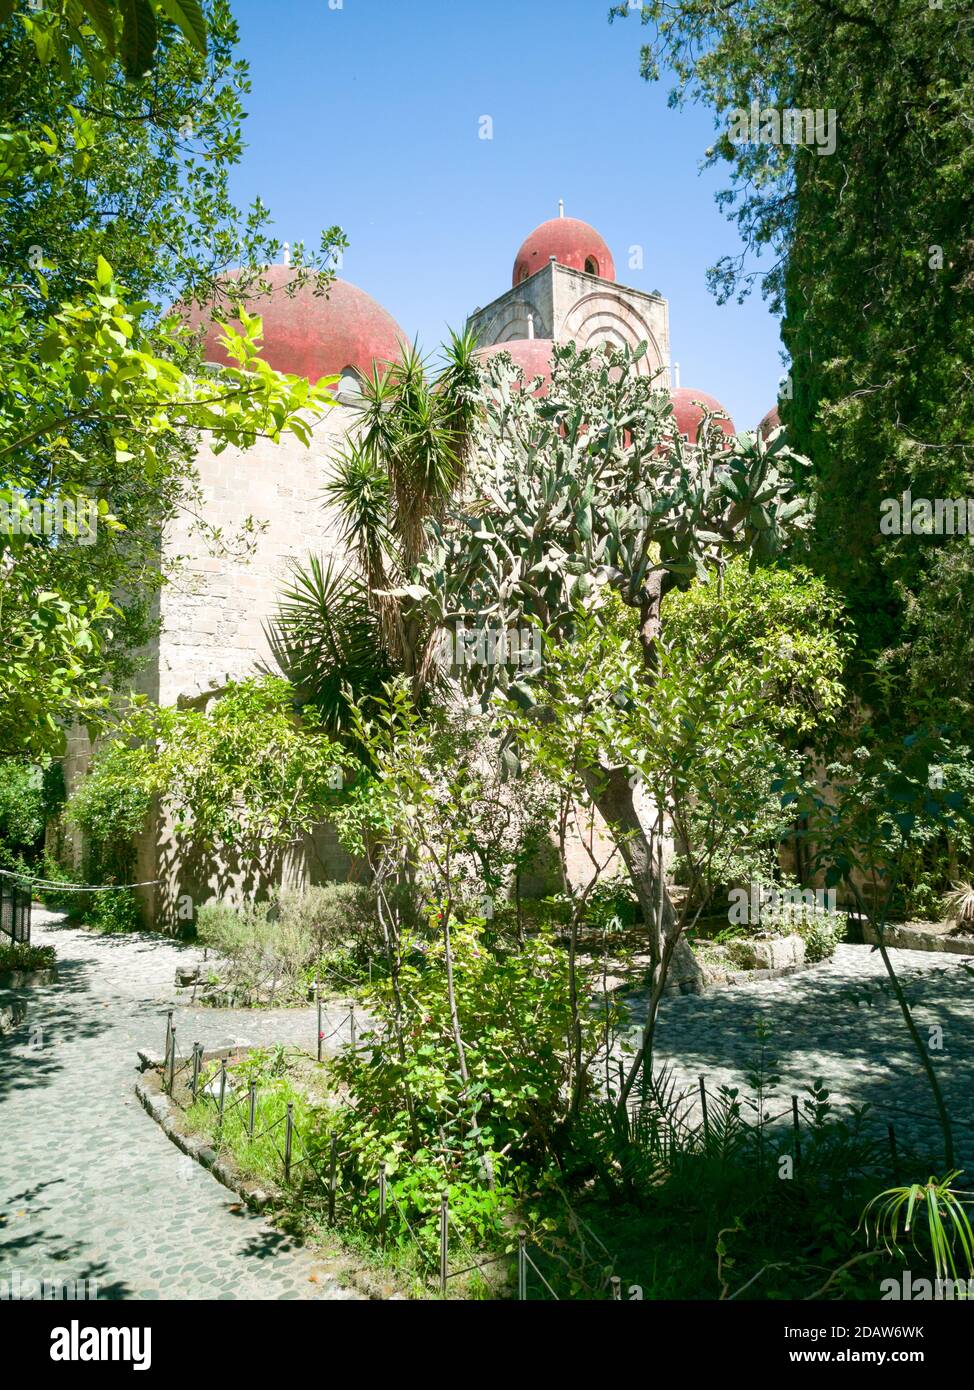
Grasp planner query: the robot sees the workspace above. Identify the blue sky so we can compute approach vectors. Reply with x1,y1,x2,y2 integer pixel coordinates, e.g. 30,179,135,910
228,0,784,429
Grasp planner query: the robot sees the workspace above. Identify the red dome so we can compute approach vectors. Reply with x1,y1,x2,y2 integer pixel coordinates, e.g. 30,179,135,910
758,405,781,439
181,265,405,384
476,338,554,392
513,217,615,286
669,388,736,443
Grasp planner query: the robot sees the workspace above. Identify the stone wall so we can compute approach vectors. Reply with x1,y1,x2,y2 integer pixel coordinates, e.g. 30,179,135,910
133,406,359,927
151,406,354,706
466,261,670,381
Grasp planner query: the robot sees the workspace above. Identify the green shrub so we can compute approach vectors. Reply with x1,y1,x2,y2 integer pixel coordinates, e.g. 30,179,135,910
34,852,82,911
0,760,64,869
322,921,607,1258
0,941,56,973
195,882,377,1006
81,889,142,934
798,908,847,963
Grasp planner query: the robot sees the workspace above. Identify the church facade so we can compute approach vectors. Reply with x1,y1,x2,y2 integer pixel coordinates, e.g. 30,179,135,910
63,210,759,928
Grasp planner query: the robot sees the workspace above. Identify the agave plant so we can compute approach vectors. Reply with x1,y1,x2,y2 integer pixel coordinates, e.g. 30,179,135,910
861,1173,974,1286
944,880,974,928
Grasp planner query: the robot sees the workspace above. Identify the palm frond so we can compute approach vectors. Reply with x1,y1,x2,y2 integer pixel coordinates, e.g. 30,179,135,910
263,554,393,735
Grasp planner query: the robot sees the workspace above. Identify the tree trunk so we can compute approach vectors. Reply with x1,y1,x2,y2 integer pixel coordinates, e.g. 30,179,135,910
586,764,704,994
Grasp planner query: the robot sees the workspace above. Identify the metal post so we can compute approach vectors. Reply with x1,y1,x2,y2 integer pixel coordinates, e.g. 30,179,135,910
284,1102,294,1183
217,1058,227,1127
792,1095,802,1165
699,1075,710,1144
191,1042,201,1101
888,1123,900,1183
518,1235,527,1300
328,1134,337,1226
164,1008,173,1062
248,1079,257,1138
439,1191,449,1298
349,1003,356,1053
316,985,323,1064
378,1161,387,1248
167,1027,176,1096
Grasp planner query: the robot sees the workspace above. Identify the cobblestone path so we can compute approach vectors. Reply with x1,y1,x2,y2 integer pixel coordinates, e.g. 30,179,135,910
623,943,974,1169
4,912,971,1303
0,910,362,1301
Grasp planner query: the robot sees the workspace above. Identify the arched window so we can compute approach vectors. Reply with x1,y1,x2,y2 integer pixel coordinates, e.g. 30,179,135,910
337,367,363,403
584,256,599,276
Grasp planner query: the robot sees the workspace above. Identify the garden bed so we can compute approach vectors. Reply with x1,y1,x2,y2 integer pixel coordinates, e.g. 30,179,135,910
0,941,57,988
135,1050,397,1298
134,1045,505,1300
861,919,974,956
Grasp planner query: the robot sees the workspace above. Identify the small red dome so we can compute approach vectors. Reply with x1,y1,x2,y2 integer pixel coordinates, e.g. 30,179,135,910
758,405,781,439
513,217,615,286
669,387,736,443
181,265,405,384
476,338,554,392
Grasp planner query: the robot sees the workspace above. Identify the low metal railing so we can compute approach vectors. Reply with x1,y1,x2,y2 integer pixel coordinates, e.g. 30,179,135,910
0,875,31,945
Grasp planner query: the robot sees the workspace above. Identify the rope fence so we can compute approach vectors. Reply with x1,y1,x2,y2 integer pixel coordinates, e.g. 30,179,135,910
0,866,158,894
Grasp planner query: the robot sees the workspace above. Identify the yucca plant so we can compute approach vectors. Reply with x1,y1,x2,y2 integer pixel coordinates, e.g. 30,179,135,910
944,880,974,929
264,555,392,734
861,1173,974,1287
270,330,483,727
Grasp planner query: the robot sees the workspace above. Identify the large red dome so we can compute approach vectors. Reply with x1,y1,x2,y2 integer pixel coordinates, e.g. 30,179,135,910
181,265,405,384
669,387,736,443
476,338,554,391
513,217,615,286
758,405,781,439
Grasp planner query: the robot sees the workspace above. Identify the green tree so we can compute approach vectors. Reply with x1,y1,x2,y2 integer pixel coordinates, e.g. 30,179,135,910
1,265,335,755
414,341,815,986
613,0,974,723
67,675,351,884
268,335,482,726
0,0,345,755
3,0,208,79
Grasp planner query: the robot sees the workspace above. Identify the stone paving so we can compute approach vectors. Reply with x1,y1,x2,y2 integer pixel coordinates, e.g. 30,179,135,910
0,909,362,1301
622,943,974,1169
3,914,972,1305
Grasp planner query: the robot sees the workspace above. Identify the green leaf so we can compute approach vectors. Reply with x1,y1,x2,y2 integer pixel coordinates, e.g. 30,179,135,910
83,0,119,51
157,0,207,54
119,0,158,80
